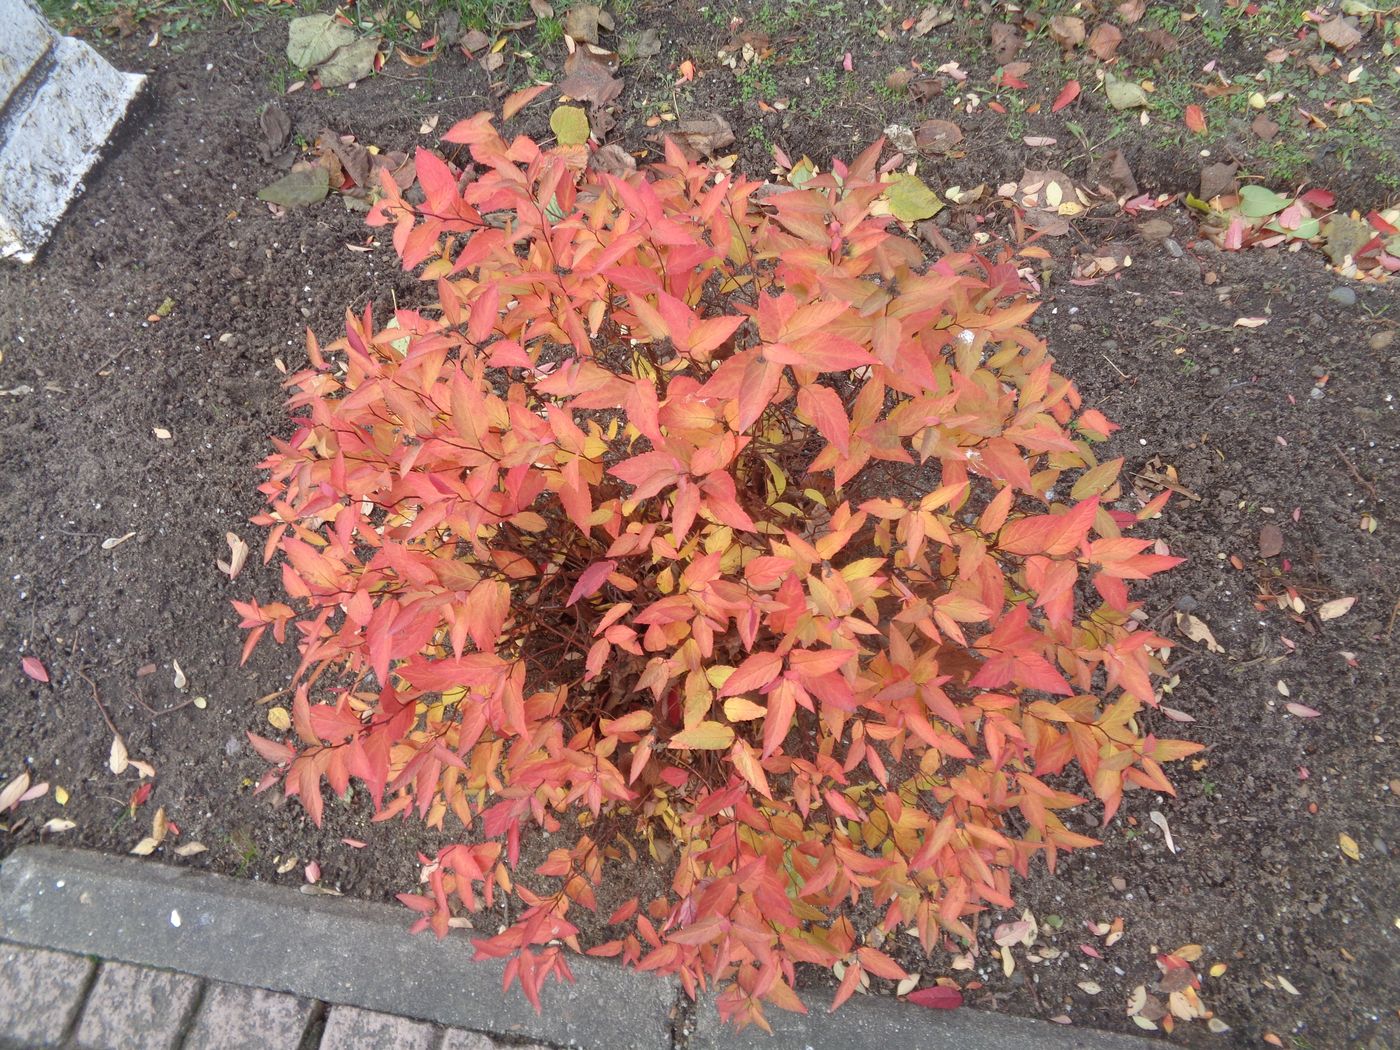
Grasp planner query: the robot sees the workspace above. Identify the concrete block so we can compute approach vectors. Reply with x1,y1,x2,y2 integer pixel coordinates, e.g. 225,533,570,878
0,847,678,1050
0,941,94,1047
74,961,202,1050
320,1005,437,1050
0,0,145,263
184,982,317,1050
0,0,53,100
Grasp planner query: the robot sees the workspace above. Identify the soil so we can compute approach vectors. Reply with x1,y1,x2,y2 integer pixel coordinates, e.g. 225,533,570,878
2,8,1398,1050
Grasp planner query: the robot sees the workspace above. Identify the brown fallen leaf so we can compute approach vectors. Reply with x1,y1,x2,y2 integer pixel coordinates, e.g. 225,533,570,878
989,23,1023,64
1258,523,1283,558
1117,0,1146,23
563,3,613,45
460,28,490,55
1317,16,1362,52
218,531,250,580
668,113,734,158
1049,15,1085,49
1087,23,1122,60
588,143,636,177
1176,612,1223,653
1199,161,1238,201
1251,113,1279,141
912,4,954,37
559,48,623,107
914,118,963,154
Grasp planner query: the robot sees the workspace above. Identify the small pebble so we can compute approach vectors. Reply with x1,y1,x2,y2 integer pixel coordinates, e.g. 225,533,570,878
1370,331,1394,351
1165,238,1184,259
1328,286,1357,307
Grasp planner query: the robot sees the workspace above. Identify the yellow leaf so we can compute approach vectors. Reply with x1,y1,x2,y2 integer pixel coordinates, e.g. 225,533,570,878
885,174,943,223
1209,962,1227,977
268,707,292,731
1173,943,1203,962
550,105,590,146
55,786,69,805
724,697,767,722
1339,833,1361,861
668,721,734,750
404,10,421,29
730,741,771,797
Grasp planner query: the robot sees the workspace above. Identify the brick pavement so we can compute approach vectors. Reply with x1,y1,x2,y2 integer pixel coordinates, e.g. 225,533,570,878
0,941,552,1050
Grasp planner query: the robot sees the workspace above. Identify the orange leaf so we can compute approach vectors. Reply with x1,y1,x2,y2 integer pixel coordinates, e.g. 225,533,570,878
504,83,551,120
1184,104,1207,135
1051,80,1081,113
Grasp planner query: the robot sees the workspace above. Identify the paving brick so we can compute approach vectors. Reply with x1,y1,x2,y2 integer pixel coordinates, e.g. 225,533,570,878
74,961,201,1050
320,1005,437,1050
184,982,317,1050
0,942,94,1047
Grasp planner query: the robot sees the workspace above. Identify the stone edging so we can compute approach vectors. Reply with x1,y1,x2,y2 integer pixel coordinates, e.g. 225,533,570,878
0,847,1153,1049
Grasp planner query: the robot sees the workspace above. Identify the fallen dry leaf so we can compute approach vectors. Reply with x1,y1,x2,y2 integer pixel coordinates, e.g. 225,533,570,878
1317,16,1363,52
101,531,137,550
218,532,250,580
1049,15,1085,50
1285,702,1322,718
174,842,208,857
268,706,293,731
109,735,129,775
989,23,1022,64
1234,316,1269,328
1175,612,1222,653
1316,596,1355,621
1338,833,1360,860
914,118,963,154
1258,523,1283,558
21,656,49,683
1087,23,1122,60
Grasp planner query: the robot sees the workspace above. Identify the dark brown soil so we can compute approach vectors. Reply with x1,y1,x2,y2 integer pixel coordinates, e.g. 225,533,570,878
2,11,1397,1050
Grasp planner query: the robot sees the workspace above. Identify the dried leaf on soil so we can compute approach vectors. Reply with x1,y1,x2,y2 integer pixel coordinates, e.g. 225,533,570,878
1258,523,1283,558
1051,80,1080,113
914,118,962,154
623,28,661,60
286,14,355,69
503,84,551,121
1175,612,1223,653
0,772,31,813
669,113,735,158
21,656,48,683
109,735,129,775
268,706,293,731
563,3,613,45
1184,104,1207,135
559,50,623,107
317,36,381,89
258,167,330,208
43,819,77,833
174,841,207,857
1104,73,1149,110
587,143,636,177
1285,702,1322,718
257,105,294,167
1316,596,1355,620
1049,15,1085,50
1087,23,1123,60
1338,833,1361,860
101,531,136,550
172,659,188,690
1317,16,1363,52
912,5,953,37
989,23,1023,64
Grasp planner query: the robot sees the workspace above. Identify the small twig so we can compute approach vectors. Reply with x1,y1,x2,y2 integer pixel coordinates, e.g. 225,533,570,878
1385,595,1400,641
74,667,120,738
1335,445,1379,501
1100,352,1129,379
131,689,195,719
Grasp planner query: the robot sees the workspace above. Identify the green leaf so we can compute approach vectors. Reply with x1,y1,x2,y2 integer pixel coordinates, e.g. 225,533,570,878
550,105,590,146
886,174,943,224
286,14,355,69
1104,73,1149,110
257,166,330,208
668,721,735,750
316,35,381,89
1239,185,1291,218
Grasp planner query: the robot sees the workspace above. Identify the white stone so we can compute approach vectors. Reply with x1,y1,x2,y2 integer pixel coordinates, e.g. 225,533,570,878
0,0,145,263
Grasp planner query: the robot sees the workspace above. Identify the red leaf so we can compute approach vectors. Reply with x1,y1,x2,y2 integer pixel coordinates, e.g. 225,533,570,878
20,656,49,683
718,651,784,697
1184,104,1207,135
568,559,618,606
908,985,963,1009
1051,80,1081,113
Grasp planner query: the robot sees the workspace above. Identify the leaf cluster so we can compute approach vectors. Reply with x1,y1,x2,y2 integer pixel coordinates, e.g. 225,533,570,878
239,116,1196,1027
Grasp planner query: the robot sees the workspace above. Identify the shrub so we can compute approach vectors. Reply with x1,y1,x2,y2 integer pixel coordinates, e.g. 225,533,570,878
237,114,1197,1029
